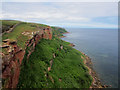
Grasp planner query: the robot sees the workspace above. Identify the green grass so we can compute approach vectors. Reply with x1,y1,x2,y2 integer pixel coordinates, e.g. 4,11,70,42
2,20,20,27
2,20,67,49
2,20,92,88
2,22,48,49
2,20,20,33
17,37,92,88
51,26,67,37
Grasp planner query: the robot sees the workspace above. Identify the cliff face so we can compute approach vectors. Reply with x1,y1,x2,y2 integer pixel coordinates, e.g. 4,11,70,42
1,20,93,88
2,27,52,88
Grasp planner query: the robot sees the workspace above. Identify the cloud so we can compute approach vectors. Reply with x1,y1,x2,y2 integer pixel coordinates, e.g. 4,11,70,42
2,11,90,23
2,0,119,2
1,2,118,28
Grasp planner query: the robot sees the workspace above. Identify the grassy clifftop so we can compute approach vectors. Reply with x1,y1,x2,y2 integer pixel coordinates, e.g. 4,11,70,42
1,20,92,88
2,20,49,49
2,20,67,49
17,24,92,88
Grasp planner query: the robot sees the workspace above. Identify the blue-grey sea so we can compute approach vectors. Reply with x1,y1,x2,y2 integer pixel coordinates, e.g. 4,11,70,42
61,28,118,88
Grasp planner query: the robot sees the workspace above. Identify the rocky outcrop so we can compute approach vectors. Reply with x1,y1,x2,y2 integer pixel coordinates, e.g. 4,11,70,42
43,26,52,40
48,59,53,72
69,43,75,47
2,41,25,88
1,26,52,88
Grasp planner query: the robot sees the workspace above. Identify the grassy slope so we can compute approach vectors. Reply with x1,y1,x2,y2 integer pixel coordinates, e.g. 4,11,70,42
51,26,67,37
2,20,92,88
2,20,48,49
1,20,20,33
17,38,92,88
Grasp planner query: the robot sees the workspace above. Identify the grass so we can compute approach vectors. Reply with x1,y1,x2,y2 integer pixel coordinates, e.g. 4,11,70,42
2,21,49,49
51,26,67,37
2,20,92,88
2,20,67,49
2,20,20,33
17,37,92,88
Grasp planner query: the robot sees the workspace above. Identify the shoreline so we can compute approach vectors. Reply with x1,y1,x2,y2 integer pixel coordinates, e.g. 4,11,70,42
81,52,103,88
81,52,111,88
59,32,69,38
61,32,107,88
62,32,69,34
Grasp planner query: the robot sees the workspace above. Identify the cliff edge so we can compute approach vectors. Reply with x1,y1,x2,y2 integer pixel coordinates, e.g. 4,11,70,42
1,20,52,88
1,20,92,88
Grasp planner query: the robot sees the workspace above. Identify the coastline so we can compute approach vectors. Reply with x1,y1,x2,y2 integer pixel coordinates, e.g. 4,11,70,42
59,32,69,38
62,32,69,34
61,32,105,88
81,52,103,88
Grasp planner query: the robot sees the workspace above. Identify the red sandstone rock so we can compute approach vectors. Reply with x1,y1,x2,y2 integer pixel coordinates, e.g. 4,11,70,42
48,67,51,72
2,28,52,88
60,45,63,50
59,78,62,82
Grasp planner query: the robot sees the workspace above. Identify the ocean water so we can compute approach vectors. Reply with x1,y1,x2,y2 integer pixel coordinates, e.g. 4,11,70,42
61,28,118,88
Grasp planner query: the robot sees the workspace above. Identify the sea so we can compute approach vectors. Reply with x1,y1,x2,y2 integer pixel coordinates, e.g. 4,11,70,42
61,28,118,88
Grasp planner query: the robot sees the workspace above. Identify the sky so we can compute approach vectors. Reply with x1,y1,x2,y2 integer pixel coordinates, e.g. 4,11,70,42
1,1,118,28
1,0,119,2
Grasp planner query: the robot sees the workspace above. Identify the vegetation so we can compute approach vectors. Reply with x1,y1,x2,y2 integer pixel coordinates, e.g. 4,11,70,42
1,20,20,33
2,20,49,49
1,20,92,88
51,26,67,37
17,37,92,88
2,20,67,49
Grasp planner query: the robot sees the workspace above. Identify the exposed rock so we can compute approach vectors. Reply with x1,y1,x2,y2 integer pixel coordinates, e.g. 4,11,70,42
60,45,63,50
53,53,56,58
49,75,54,83
9,41,17,45
2,49,25,88
42,26,52,40
69,43,75,47
48,67,51,72
48,59,53,72
22,32,30,36
1,45,9,48
2,39,10,43
2,26,53,88
50,60,53,66
59,78,62,82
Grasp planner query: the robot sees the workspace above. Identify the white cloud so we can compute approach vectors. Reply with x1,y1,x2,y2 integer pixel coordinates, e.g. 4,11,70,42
1,2,118,28
1,11,90,23
2,0,119,2
65,17,90,22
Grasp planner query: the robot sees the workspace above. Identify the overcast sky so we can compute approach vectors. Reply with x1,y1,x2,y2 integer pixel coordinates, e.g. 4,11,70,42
2,0,119,2
1,2,118,28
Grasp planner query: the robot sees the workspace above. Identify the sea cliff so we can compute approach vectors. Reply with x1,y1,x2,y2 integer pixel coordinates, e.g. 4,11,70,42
1,20,93,88
1,20,52,88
